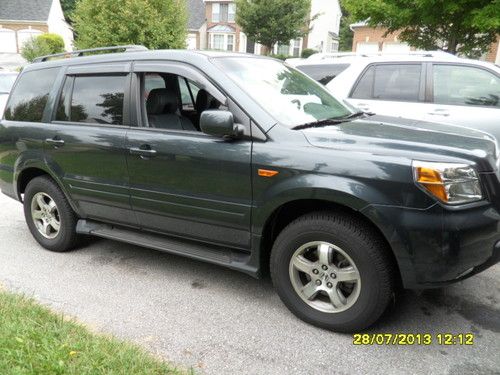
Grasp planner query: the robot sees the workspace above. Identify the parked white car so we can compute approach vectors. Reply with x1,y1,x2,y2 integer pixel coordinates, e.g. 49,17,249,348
331,55,500,135
0,71,18,117
294,53,500,138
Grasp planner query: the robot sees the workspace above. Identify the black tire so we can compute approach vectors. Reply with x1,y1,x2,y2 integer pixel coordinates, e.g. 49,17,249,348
23,176,80,252
270,211,395,332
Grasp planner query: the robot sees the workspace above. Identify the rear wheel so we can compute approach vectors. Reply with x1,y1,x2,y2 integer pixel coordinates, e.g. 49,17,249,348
270,211,395,332
23,176,80,252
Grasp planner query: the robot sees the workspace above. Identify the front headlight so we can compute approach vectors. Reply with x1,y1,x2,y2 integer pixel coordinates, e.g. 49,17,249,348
412,161,483,205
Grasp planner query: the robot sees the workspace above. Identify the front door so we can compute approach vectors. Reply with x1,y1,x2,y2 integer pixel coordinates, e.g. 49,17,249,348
45,63,136,225
126,63,253,249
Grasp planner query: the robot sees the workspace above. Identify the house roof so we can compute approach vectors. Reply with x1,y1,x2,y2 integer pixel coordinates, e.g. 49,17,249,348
0,0,53,22
186,0,206,30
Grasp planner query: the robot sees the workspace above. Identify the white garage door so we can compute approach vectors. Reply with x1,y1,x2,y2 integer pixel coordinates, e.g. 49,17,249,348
187,34,197,50
357,42,379,54
0,29,17,53
382,42,411,53
17,29,43,51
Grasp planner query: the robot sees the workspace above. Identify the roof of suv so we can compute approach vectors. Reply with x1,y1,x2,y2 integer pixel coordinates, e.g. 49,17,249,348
290,52,498,71
23,49,266,73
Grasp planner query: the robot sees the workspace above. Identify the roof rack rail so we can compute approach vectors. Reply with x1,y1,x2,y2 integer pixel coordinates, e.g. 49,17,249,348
33,45,149,63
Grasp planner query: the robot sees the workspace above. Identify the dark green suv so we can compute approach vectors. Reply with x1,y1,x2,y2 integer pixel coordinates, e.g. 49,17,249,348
1,46,498,332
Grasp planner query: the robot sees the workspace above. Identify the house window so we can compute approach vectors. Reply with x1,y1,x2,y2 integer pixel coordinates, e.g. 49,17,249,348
211,34,235,51
277,43,290,56
228,3,236,22
227,35,234,51
213,34,224,50
293,39,301,57
212,3,220,22
212,2,234,22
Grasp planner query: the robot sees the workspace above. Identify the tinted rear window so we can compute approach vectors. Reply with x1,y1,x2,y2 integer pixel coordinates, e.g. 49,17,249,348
4,68,60,122
296,64,350,85
66,75,126,125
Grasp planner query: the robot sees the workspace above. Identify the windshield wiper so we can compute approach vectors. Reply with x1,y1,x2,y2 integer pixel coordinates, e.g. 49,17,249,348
292,111,369,130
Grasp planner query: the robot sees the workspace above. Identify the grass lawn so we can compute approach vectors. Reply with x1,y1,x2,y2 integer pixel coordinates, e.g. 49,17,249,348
0,290,184,374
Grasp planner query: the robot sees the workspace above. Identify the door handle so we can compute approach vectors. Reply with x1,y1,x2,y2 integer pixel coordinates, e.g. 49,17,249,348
129,146,157,158
45,137,65,147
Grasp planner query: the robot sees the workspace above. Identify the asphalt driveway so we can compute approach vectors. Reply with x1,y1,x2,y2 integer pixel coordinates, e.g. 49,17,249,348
0,193,499,374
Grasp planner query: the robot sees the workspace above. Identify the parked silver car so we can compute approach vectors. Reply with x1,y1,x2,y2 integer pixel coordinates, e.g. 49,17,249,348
294,53,500,138
0,71,18,117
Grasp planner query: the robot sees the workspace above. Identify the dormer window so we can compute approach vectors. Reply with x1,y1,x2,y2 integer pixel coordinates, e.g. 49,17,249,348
212,2,236,23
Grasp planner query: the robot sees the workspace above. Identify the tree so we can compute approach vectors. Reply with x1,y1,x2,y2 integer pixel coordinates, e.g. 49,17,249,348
60,0,77,23
235,0,312,55
21,33,65,62
338,1,353,52
344,0,500,57
72,0,187,50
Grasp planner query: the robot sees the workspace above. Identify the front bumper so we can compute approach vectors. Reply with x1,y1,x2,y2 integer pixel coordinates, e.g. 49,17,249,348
362,202,500,289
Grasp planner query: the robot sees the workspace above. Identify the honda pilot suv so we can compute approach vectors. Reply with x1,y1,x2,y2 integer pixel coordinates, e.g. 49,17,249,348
1,46,499,332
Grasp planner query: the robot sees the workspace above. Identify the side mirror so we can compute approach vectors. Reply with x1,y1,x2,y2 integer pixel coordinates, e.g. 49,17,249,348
200,110,244,138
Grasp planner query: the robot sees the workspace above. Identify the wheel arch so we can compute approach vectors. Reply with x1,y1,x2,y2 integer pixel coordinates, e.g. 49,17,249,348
258,198,403,288
15,166,81,215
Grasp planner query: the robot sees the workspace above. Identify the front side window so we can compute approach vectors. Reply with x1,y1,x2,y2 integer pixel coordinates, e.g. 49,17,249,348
351,65,375,99
4,68,59,122
56,75,126,125
351,64,421,101
433,65,500,107
214,57,351,127
373,64,421,101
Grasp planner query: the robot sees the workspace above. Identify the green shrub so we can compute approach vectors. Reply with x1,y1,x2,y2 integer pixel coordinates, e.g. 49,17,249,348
270,53,292,61
301,48,316,58
21,33,65,62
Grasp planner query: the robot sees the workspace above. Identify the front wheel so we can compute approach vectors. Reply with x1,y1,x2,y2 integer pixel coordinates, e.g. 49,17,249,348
270,212,395,332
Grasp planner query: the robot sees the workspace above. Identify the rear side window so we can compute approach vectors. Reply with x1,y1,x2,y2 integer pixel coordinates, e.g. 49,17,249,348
296,64,350,85
4,68,60,122
56,75,126,125
351,64,422,102
433,64,500,107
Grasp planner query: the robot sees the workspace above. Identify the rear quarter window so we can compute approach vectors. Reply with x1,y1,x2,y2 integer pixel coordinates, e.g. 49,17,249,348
4,68,60,122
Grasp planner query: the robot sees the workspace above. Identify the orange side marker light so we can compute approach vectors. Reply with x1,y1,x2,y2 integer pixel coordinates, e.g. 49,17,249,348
258,169,279,178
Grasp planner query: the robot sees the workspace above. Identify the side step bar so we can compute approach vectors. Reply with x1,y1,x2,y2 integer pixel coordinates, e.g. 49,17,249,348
76,219,259,277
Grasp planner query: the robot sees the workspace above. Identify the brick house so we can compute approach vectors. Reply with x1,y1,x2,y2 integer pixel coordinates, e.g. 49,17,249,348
186,0,342,56
0,0,73,54
350,21,500,64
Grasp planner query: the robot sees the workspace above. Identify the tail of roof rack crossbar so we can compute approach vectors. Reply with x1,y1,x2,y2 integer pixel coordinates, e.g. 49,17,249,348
33,45,149,63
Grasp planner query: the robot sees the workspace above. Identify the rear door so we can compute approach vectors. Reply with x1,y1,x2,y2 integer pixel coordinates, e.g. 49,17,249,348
347,62,425,118
420,63,500,135
45,63,136,226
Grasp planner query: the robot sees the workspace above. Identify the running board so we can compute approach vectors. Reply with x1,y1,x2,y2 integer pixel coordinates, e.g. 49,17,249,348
76,219,258,277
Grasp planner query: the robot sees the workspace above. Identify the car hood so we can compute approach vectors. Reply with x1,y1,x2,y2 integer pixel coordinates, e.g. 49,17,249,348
302,115,499,172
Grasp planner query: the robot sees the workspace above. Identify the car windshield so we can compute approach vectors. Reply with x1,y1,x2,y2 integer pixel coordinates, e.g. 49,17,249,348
0,73,18,94
213,57,351,127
